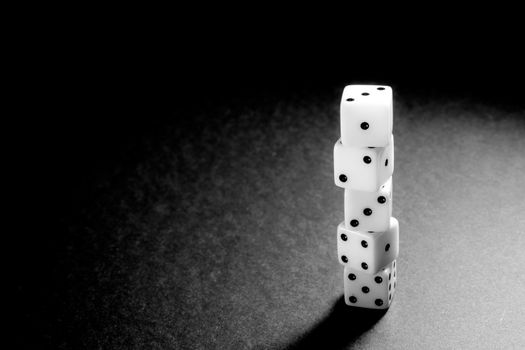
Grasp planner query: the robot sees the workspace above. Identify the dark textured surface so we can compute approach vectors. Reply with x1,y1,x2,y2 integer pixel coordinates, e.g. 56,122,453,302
21,88,525,349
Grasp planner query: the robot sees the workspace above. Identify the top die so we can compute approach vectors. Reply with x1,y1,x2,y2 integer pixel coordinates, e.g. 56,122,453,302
340,85,393,147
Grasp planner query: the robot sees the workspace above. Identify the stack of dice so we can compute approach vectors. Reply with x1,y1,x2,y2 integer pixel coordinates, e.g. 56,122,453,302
333,85,399,309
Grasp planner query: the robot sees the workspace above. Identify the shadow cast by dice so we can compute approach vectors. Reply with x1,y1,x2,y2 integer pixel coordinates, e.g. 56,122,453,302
284,296,388,350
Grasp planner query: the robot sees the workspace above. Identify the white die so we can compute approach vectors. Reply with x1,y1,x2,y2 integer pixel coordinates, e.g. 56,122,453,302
337,217,399,274
340,85,393,147
344,260,397,309
344,177,392,232
333,136,394,191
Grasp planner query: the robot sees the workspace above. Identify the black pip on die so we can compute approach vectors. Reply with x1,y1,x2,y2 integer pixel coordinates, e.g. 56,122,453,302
334,84,399,310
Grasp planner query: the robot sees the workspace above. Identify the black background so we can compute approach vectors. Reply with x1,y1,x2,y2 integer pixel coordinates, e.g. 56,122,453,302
13,13,525,349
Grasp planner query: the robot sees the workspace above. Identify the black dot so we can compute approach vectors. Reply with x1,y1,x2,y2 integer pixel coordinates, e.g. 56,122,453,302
362,286,369,293
389,294,392,300
378,196,386,204
361,240,368,248
367,146,376,149
339,174,347,182
341,255,348,263
361,262,368,270
394,282,396,288
389,273,391,280
349,296,357,303
377,87,385,90
385,159,388,166
389,284,391,291
346,98,354,102
340,233,347,241
368,231,374,233
393,261,396,268
348,273,356,281
362,92,370,96
375,299,383,306
385,244,390,251
360,122,369,130
394,271,396,277
363,208,372,216
350,220,359,227
375,276,383,284
363,156,372,164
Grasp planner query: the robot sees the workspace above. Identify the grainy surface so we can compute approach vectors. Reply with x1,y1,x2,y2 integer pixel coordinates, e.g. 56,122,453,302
24,88,525,349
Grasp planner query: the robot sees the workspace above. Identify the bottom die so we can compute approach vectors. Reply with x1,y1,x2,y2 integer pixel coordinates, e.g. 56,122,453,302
344,260,397,309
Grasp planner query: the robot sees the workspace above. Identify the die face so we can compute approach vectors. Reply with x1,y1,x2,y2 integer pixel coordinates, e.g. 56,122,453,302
337,218,399,274
344,177,392,232
334,138,394,191
344,263,393,309
379,135,394,184
384,260,397,305
340,85,393,147
390,260,397,302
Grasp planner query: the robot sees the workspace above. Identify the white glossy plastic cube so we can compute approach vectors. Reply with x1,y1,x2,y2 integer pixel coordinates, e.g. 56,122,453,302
337,217,399,274
333,136,394,191
344,177,392,232
340,85,393,147
344,260,397,309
